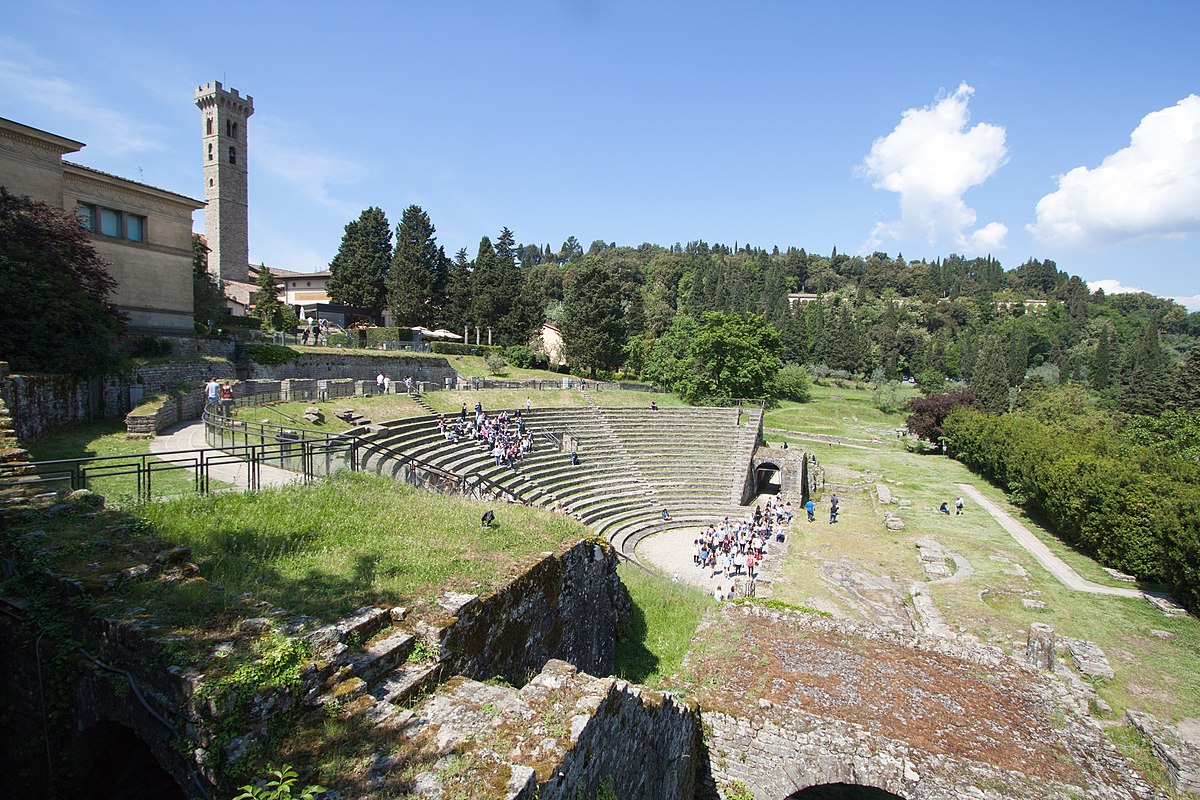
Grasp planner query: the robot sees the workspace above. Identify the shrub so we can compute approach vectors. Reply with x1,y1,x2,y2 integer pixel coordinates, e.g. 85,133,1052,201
431,341,502,357
223,315,263,330
245,343,299,366
774,363,812,402
126,336,173,359
485,354,508,375
504,345,535,369
366,327,409,348
871,381,907,414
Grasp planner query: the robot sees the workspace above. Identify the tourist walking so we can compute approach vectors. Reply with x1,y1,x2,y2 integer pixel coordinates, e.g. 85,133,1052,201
805,499,815,522
829,495,839,524
955,496,964,515
205,377,221,409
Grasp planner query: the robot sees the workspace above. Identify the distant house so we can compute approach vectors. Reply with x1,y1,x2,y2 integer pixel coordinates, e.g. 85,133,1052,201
0,116,204,333
541,322,567,365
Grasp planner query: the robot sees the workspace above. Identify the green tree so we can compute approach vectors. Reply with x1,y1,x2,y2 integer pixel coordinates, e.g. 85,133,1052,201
443,247,472,330
327,206,392,314
388,205,439,327
192,234,226,328
470,236,504,334
560,257,627,378
1174,346,1200,412
647,312,783,402
1091,323,1113,390
252,265,291,331
970,335,1011,413
0,188,123,375
1119,318,1171,415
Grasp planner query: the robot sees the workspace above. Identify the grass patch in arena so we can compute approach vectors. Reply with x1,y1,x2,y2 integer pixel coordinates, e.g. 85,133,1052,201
616,563,711,687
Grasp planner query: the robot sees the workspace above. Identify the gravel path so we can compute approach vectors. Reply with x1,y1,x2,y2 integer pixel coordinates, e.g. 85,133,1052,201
635,515,791,598
955,483,1142,598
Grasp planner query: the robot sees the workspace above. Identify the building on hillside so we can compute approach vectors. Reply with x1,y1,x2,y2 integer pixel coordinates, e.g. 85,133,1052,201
541,322,566,365
195,81,253,285
0,116,203,334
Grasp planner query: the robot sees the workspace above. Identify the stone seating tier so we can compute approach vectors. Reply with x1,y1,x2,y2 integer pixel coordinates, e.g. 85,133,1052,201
362,406,761,557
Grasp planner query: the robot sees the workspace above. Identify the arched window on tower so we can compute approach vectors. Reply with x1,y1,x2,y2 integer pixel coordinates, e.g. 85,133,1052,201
229,146,237,165
206,117,213,135
226,119,232,137
208,143,213,161
232,122,238,139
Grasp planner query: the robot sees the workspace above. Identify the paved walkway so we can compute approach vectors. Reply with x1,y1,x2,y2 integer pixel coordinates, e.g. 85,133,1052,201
954,483,1142,598
148,419,301,491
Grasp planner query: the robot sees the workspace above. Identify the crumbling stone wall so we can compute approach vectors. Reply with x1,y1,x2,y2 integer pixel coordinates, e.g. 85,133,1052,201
247,353,457,386
439,539,630,686
0,361,234,442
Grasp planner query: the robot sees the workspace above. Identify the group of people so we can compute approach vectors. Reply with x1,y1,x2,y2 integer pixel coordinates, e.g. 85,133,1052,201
301,318,331,346
437,402,535,469
692,497,794,601
938,496,965,515
204,377,235,415
376,373,415,395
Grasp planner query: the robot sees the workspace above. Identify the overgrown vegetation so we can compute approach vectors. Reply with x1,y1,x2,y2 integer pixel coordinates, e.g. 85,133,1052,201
245,343,300,366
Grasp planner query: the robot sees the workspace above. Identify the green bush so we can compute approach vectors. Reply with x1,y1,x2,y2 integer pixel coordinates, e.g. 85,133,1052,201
223,315,262,330
366,327,412,347
245,343,299,366
431,341,502,357
125,336,173,359
485,354,508,375
943,405,1200,612
774,363,812,402
504,345,535,369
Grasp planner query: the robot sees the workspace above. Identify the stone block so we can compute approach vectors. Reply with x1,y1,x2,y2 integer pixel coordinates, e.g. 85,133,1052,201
1027,622,1055,670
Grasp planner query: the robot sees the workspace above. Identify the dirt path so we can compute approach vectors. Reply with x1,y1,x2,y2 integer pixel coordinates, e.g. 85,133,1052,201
954,483,1142,598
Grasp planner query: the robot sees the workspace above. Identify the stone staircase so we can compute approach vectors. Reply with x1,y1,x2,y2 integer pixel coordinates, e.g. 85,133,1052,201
357,404,764,559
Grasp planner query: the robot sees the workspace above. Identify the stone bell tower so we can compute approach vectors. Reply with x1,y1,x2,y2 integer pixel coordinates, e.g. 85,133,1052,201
195,81,253,284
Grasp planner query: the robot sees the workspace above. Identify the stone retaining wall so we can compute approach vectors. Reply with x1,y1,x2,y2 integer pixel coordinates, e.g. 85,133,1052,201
248,353,457,386
439,538,631,685
0,361,235,442
125,388,208,435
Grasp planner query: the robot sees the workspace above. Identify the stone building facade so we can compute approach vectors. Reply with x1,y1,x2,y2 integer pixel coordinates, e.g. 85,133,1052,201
0,116,203,334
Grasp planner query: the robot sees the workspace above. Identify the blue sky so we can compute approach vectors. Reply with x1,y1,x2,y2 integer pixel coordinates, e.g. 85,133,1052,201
3,1,1198,308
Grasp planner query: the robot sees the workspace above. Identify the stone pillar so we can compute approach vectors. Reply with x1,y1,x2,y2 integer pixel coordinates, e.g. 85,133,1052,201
474,326,480,345
464,324,469,344
1027,623,1055,670
487,327,492,346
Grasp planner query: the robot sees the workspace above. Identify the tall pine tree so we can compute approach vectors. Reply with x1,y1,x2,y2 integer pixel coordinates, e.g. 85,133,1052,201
387,205,439,327
327,207,391,314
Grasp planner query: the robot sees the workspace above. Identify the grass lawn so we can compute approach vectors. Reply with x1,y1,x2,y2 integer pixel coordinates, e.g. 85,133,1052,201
615,564,712,688
133,471,590,622
24,418,230,503
767,382,1200,734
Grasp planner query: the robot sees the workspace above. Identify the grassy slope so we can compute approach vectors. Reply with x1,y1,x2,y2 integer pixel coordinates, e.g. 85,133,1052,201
767,382,1200,733
615,564,712,688
25,418,230,501
133,471,590,620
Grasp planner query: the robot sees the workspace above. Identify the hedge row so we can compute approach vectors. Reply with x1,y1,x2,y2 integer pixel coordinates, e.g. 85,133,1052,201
943,407,1200,612
431,342,502,357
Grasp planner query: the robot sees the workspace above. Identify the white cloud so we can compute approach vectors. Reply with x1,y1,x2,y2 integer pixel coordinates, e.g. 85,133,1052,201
1028,95,1200,248
860,83,1008,253
1087,279,1200,312
0,36,168,156
253,117,366,217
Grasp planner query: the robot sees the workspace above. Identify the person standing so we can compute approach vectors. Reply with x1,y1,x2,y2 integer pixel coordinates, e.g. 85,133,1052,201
205,377,221,409
382,375,391,394
829,495,840,524
376,372,385,394
955,496,965,515
805,499,816,522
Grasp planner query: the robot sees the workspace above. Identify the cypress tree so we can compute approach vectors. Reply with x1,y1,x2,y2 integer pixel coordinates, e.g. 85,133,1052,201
388,205,439,327
327,207,392,314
